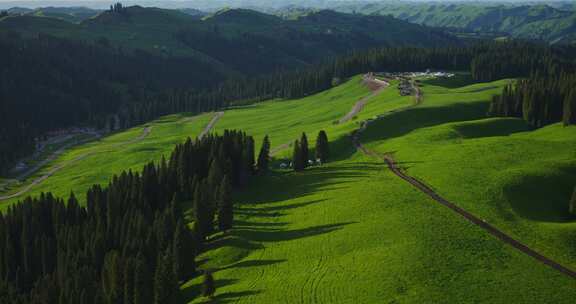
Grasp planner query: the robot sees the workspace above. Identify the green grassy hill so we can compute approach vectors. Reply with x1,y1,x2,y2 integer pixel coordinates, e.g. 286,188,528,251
2,73,575,302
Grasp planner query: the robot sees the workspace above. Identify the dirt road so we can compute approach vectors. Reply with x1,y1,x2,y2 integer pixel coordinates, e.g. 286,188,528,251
351,78,576,279
270,142,291,157
0,126,153,201
338,74,389,124
199,112,224,139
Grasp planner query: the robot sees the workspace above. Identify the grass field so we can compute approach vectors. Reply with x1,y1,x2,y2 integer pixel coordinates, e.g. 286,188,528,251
361,77,576,270
180,76,576,303
2,74,575,302
0,113,212,208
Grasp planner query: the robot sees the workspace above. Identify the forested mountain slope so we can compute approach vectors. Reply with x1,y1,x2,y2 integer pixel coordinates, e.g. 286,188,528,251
1,6,460,74
334,3,576,44
0,5,461,173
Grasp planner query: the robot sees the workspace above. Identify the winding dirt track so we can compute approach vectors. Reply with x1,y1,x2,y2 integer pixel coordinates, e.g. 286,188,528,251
269,142,291,157
0,133,101,191
269,74,389,157
199,112,224,139
338,74,389,124
352,79,576,279
0,126,152,201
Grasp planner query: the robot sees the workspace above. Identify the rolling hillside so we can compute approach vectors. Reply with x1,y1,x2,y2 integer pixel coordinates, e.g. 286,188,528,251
0,6,460,75
3,73,575,302
334,3,576,44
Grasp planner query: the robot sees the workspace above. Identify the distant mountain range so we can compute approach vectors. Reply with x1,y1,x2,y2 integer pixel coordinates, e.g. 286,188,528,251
332,2,576,44
0,6,460,75
2,2,575,44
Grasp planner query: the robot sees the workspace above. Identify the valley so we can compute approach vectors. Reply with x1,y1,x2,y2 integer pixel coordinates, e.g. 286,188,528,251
2,72,574,302
1,2,576,303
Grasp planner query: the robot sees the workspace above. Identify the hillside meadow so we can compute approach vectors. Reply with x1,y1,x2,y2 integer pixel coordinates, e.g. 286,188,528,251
1,73,575,302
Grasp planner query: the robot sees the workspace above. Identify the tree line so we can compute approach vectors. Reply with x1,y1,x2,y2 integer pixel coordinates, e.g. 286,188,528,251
0,130,262,303
292,131,329,171
488,72,576,128
2,33,575,174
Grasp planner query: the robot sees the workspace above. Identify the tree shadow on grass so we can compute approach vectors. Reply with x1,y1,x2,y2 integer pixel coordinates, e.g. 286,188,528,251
236,199,325,213
506,166,576,223
180,278,240,303
219,259,286,272
198,290,263,303
234,219,289,228
234,222,355,243
325,100,490,163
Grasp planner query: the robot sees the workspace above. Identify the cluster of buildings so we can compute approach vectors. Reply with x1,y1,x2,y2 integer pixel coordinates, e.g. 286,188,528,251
377,70,455,79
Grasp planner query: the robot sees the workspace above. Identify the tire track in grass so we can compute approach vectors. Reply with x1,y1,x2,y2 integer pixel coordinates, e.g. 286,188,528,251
311,254,328,304
352,79,576,280
0,126,152,201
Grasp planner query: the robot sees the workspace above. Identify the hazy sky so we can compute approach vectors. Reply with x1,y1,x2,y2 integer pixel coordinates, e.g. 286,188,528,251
0,0,570,9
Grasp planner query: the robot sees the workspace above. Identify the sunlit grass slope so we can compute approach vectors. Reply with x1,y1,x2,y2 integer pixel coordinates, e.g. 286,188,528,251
0,113,212,208
0,75,403,208
180,77,576,303
2,73,575,302
215,75,411,159
361,78,576,270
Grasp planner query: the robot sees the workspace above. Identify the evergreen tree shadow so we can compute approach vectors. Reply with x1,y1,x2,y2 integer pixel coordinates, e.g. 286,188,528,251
506,166,576,223
218,259,286,271
238,165,378,207
233,222,355,243
326,100,489,162
180,278,239,302
198,290,263,303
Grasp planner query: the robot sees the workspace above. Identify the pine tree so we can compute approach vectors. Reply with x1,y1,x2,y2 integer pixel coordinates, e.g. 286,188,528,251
133,257,153,304
123,259,135,304
217,175,233,231
101,250,122,304
153,251,178,304
315,130,329,164
193,181,213,240
202,271,215,298
569,186,576,216
300,133,309,168
257,135,270,174
246,136,255,174
292,140,303,171
563,89,576,126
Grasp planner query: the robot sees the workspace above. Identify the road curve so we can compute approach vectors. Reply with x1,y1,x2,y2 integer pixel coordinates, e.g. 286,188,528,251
338,74,389,124
351,78,576,279
0,126,153,201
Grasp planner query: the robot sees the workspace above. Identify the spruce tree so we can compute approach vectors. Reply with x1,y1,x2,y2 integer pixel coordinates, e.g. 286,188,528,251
257,135,270,174
193,182,212,240
202,271,216,298
292,140,302,171
569,186,576,216
315,130,329,163
217,175,233,231
133,257,153,304
563,89,576,126
153,251,178,304
101,251,122,304
246,136,255,173
300,132,309,168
